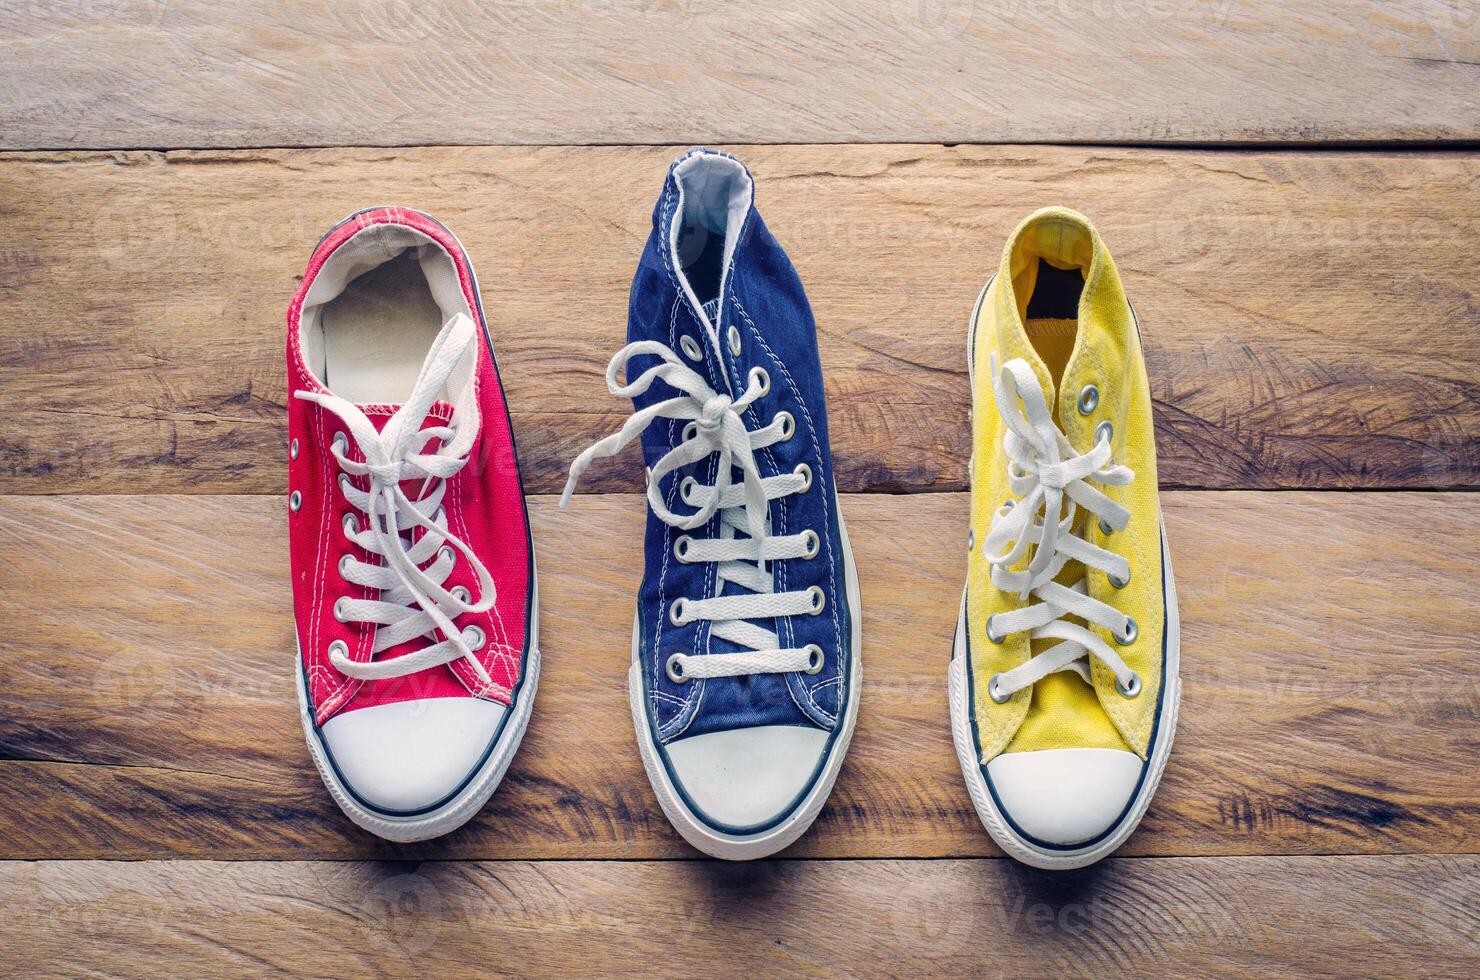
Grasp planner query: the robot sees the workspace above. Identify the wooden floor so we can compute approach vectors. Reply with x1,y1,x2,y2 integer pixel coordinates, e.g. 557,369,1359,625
2,3,1478,977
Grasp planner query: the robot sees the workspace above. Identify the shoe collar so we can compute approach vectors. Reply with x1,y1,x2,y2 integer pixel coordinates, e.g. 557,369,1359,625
292,219,478,397
989,206,1132,431
657,148,757,380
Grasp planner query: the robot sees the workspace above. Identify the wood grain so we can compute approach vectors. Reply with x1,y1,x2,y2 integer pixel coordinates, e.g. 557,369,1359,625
1,144,1478,494
3,2,1480,149
3,856,1477,977
1,491,1476,861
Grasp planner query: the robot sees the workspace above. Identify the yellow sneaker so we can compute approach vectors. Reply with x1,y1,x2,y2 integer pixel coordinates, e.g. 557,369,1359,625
949,207,1180,870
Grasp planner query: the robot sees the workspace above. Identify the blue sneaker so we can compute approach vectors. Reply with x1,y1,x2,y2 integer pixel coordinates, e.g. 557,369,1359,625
563,149,862,859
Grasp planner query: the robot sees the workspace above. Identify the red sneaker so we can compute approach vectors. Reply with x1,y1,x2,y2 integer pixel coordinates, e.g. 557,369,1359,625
285,207,537,841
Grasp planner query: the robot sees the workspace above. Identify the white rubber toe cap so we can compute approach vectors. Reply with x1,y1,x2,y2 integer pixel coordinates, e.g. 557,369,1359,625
986,748,1144,846
320,698,507,813
664,725,829,831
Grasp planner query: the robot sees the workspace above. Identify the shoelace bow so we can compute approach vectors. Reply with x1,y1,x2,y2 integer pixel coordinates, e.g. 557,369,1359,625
562,340,823,680
295,312,497,684
982,355,1142,701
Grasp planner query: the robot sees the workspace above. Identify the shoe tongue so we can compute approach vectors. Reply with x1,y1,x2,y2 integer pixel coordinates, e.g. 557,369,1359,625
351,399,457,435
1022,318,1077,423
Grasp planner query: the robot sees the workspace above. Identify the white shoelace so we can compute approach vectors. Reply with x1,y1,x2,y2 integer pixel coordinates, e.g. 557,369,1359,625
981,355,1142,701
295,313,497,684
562,340,823,680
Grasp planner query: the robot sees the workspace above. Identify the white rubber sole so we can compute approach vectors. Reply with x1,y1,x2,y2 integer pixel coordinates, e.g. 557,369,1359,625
949,531,1180,869
629,500,863,860
296,574,540,843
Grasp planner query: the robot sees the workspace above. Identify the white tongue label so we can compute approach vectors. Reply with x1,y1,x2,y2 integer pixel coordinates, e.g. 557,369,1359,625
702,298,721,323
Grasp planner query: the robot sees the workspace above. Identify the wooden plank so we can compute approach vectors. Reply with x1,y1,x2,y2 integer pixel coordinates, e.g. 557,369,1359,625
1,144,1478,494
2,856,1476,976
1,491,1475,861
3,2,1480,149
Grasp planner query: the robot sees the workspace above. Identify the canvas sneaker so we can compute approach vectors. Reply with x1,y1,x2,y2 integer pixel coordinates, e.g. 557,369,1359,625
286,207,538,842
950,207,1180,869
562,149,861,860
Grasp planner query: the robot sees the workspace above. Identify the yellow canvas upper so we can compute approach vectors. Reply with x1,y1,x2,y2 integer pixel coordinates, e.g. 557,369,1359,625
965,207,1166,761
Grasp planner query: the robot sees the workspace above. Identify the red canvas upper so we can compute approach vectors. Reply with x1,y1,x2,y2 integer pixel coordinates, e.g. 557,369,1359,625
286,208,532,725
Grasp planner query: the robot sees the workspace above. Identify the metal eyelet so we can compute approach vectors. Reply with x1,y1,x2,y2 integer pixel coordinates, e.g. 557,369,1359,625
801,529,820,559
806,585,826,614
794,463,813,493
1116,672,1143,698
728,325,742,356
985,614,1006,644
749,366,770,396
450,585,471,604
669,598,687,626
967,529,974,552
1002,499,1015,512
1099,517,1115,536
803,644,825,674
1077,384,1099,415
680,476,699,504
775,411,795,440
1115,616,1138,645
1109,569,1130,589
333,597,350,622
463,625,486,651
674,535,693,561
289,438,299,460
289,490,302,512
666,653,688,683
337,474,352,495
679,335,703,361
682,420,699,443
338,554,354,576
1095,420,1114,446
988,673,1011,703
342,513,358,537
327,639,348,660
332,432,348,456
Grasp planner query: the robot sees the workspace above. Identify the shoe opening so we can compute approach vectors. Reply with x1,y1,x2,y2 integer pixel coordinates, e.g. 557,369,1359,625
669,152,753,319
1007,210,1098,390
298,222,472,404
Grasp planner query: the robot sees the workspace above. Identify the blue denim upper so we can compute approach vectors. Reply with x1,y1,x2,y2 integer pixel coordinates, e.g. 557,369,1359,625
628,150,852,744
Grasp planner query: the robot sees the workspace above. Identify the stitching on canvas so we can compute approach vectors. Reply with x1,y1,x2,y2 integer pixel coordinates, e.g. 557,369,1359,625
694,451,716,663
333,427,376,676
652,417,683,715
658,178,679,291
734,298,842,713
451,470,512,669
449,469,515,696
310,405,352,711
653,292,693,719
667,662,705,742
725,279,790,653
690,304,720,680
